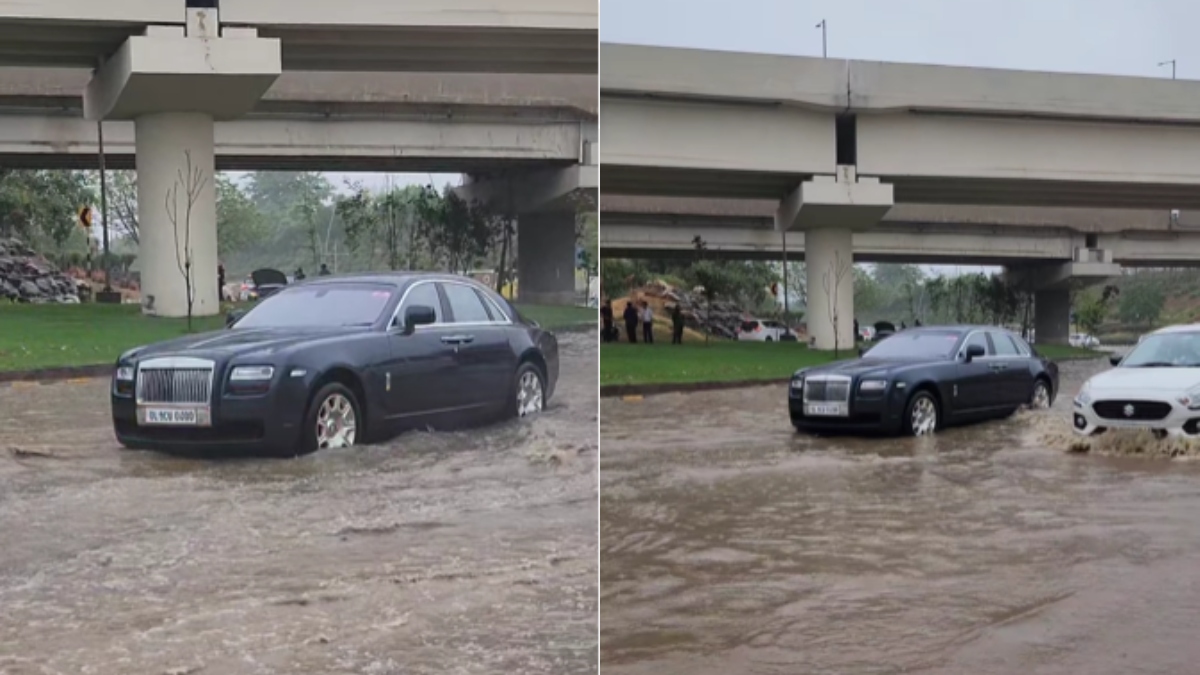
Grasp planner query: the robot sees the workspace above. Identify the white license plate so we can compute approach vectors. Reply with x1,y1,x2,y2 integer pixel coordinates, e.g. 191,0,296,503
805,403,845,417
139,407,210,426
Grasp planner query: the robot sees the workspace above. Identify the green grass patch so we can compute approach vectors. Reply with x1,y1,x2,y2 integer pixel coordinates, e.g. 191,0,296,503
1034,344,1104,360
0,301,595,372
600,341,1105,387
601,341,843,386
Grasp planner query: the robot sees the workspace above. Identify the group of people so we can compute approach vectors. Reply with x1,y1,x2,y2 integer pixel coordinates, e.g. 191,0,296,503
600,299,686,345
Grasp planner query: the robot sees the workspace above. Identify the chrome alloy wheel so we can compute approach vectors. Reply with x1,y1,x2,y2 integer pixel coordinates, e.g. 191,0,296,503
316,393,357,449
516,370,544,417
910,395,938,436
1030,381,1051,409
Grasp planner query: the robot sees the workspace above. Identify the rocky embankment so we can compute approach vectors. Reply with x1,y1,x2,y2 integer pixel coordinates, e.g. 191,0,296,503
0,238,81,303
620,280,751,340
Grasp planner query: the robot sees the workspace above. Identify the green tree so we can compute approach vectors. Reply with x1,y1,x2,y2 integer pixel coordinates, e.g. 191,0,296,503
1117,278,1166,325
1074,292,1108,335
416,188,492,274
215,174,266,258
0,170,95,250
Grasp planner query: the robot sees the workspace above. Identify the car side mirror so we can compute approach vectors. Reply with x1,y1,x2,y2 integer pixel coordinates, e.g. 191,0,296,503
225,309,246,328
964,344,986,362
1109,353,1122,366
402,305,437,335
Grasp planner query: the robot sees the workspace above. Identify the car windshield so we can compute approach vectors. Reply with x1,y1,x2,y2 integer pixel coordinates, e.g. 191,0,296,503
1120,332,1200,367
863,330,961,359
235,283,394,328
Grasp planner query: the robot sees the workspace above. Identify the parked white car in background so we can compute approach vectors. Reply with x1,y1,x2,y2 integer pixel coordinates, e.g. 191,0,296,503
1073,323,1200,438
738,319,790,342
1070,333,1101,348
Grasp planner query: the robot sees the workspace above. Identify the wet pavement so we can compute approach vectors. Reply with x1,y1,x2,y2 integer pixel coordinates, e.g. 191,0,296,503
601,358,1200,675
0,332,597,675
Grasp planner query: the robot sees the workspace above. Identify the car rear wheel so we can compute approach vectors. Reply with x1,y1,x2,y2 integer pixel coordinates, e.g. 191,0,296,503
508,362,546,419
905,391,940,436
302,383,361,453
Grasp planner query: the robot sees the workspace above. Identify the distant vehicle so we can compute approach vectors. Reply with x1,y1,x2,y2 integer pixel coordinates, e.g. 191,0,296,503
738,318,789,342
111,274,558,456
859,325,877,342
872,321,897,341
1073,323,1200,438
250,268,288,300
1070,333,1101,348
789,325,1059,436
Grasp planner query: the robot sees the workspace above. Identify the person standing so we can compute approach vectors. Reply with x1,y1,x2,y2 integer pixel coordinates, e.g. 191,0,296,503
671,304,685,344
318,263,331,276
853,318,860,342
600,300,615,343
641,301,655,344
623,301,639,344
217,262,225,302
294,267,306,281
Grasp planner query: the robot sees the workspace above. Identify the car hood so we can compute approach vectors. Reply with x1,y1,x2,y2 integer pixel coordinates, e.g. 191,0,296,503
1087,366,1200,393
128,326,364,361
800,357,937,378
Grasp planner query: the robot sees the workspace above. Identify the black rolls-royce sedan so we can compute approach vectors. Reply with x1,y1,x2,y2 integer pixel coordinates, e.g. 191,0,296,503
112,273,558,456
790,326,1058,436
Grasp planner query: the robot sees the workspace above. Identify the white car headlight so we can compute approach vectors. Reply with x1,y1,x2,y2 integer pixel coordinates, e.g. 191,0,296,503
115,365,134,381
230,365,275,381
1074,382,1092,407
1179,387,1200,410
860,379,888,392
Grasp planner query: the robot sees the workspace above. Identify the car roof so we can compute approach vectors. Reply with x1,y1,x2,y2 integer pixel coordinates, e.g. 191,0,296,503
286,272,492,290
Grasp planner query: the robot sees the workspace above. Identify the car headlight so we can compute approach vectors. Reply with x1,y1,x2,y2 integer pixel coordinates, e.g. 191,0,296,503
1074,382,1092,407
1178,387,1200,410
115,365,134,381
791,377,804,389
230,365,275,381
859,379,888,392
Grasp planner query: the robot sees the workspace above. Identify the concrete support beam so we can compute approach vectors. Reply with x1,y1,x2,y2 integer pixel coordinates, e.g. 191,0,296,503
1035,289,1072,346
83,12,281,121
804,228,856,351
775,167,895,231
518,211,576,306
1004,250,1121,292
460,162,596,215
136,112,219,318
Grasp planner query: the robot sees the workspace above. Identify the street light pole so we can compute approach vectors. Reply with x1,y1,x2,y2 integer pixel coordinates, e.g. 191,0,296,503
816,19,827,58
1159,59,1176,80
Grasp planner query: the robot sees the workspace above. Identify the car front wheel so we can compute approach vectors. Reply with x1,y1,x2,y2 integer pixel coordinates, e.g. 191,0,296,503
1029,380,1052,409
509,362,546,418
905,391,940,437
302,382,361,453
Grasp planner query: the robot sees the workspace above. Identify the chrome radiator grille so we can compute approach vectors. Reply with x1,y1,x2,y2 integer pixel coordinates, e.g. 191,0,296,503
803,377,851,403
135,358,215,404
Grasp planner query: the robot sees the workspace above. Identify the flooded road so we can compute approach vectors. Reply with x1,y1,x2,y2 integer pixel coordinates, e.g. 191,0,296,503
0,332,597,675
601,358,1200,675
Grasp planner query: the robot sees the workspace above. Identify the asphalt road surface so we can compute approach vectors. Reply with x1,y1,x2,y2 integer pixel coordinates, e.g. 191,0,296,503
0,332,598,675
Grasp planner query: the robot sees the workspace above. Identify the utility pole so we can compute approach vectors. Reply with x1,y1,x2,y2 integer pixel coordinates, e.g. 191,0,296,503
97,119,111,293
781,229,790,323
1160,59,1177,80
816,19,827,58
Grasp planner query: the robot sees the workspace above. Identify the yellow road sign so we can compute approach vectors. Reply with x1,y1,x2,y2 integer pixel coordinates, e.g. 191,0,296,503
78,206,92,229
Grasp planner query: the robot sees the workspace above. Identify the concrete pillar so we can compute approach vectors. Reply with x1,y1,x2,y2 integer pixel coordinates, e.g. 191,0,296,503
518,211,576,306
135,112,219,318
1034,289,1071,346
805,227,855,351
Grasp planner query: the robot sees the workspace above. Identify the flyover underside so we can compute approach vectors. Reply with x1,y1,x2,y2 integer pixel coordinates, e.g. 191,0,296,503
0,115,583,172
600,165,809,201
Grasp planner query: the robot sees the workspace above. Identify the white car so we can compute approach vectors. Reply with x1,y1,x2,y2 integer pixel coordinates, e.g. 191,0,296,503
1069,333,1101,348
738,319,790,342
1073,324,1200,438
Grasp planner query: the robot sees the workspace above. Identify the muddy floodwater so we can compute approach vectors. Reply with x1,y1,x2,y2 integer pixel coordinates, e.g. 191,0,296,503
602,358,1200,675
0,332,597,675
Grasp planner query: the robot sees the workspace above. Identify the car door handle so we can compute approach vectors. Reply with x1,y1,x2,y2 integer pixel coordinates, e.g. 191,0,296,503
440,335,475,345
989,363,1007,371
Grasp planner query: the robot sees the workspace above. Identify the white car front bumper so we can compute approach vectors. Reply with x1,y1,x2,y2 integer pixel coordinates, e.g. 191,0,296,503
1073,392,1200,437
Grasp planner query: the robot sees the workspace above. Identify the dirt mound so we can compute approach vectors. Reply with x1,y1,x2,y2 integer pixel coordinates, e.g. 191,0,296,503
610,279,755,340
0,238,81,303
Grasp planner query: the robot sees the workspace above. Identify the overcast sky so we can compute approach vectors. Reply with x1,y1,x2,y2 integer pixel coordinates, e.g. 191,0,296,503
601,0,1197,79
602,0,1197,276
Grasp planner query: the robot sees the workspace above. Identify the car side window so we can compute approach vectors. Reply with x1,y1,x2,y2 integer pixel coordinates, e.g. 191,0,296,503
961,332,990,357
442,283,492,324
1010,334,1033,356
990,331,1020,357
396,282,442,327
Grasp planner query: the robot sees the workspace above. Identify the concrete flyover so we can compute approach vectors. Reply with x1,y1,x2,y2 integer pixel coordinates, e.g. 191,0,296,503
0,0,597,74
0,1,597,316
600,42,1200,346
